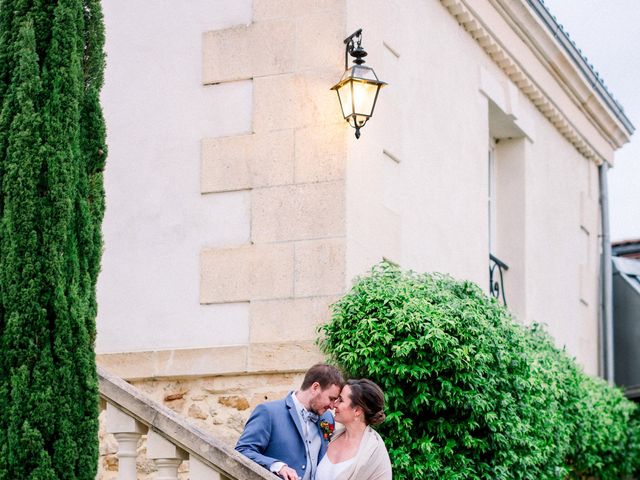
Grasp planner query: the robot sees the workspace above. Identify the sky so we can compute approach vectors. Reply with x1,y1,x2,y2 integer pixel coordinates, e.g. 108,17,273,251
542,0,640,242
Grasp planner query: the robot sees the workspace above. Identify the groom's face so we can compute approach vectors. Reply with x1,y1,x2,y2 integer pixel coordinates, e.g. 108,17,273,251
309,383,341,415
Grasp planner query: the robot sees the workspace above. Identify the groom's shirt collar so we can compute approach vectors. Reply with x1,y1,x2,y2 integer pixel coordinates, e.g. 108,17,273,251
291,391,306,417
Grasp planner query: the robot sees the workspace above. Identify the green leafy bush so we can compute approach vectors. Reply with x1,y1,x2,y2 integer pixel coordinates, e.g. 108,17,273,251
319,262,640,479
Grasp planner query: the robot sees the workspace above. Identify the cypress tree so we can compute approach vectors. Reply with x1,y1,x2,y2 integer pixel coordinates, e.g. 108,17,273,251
0,1,106,478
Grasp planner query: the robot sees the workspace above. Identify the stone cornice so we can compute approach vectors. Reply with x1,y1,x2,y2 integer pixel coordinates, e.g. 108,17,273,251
440,0,632,165
522,0,633,137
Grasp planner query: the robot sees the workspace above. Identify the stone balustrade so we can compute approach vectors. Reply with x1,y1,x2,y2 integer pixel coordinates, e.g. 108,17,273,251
98,366,273,480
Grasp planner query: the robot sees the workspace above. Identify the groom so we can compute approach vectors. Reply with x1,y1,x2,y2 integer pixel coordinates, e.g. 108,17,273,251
236,364,344,480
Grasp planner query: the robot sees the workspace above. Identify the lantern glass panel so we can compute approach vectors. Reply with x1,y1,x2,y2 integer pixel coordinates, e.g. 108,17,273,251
336,81,353,119
352,80,379,117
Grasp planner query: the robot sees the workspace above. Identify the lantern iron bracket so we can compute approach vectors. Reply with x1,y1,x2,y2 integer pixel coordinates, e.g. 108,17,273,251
343,29,367,69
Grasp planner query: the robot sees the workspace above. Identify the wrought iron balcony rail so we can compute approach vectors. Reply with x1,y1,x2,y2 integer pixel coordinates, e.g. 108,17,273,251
489,254,509,306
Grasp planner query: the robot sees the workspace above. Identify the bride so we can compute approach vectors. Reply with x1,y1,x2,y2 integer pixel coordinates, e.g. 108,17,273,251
315,379,392,480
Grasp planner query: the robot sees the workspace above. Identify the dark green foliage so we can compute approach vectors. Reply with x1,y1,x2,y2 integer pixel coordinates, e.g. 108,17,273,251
0,0,106,478
319,262,640,479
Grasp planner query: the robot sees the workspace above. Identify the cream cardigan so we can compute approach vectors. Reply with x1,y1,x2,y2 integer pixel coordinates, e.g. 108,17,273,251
331,426,393,480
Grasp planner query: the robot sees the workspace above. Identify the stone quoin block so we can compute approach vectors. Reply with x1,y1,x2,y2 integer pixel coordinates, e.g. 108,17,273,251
249,296,340,343
294,125,347,183
294,238,346,297
251,181,345,243
294,11,344,71
202,20,295,84
201,130,294,193
253,0,345,22
200,244,294,303
252,70,343,133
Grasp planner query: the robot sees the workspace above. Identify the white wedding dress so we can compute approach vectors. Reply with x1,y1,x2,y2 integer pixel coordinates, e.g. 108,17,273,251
315,455,354,480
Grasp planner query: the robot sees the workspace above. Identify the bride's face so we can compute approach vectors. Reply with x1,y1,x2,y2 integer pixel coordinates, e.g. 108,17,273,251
334,385,361,424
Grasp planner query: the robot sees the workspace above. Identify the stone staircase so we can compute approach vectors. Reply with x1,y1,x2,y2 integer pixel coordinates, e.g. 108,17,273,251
98,366,273,480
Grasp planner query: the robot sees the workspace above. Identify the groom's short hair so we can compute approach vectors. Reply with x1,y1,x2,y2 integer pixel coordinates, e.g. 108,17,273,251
300,364,344,391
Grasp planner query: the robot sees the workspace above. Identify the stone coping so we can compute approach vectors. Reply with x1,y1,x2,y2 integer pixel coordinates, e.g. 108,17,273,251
98,366,273,480
96,343,324,381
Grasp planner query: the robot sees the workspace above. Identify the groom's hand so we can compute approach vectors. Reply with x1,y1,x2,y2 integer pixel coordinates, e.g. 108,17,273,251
277,465,300,480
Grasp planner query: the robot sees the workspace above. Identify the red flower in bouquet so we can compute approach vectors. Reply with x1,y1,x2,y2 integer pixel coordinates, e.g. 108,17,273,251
319,420,335,441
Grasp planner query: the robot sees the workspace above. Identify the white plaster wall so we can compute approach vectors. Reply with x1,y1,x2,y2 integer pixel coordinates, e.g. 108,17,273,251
97,0,605,372
524,110,601,374
97,1,253,353
344,0,602,374
345,0,490,288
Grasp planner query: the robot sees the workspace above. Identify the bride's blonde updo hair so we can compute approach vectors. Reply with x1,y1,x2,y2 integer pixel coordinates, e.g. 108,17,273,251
346,379,386,426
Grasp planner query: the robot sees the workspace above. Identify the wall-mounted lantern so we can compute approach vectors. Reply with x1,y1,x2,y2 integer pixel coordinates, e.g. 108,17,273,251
331,29,386,139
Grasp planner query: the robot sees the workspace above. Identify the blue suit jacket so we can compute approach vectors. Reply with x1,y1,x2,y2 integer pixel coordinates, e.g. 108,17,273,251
235,393,334,478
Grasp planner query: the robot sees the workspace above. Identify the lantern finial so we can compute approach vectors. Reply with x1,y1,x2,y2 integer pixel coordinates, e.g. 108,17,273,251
345,30,367,67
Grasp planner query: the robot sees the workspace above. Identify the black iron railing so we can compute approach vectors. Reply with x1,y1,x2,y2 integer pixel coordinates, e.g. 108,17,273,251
489,254,509,306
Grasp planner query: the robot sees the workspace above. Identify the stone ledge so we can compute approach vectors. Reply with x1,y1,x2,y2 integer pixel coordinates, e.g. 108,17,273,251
98,366,273,480
97,346,249,380
247,341,324,372
96,345,317,381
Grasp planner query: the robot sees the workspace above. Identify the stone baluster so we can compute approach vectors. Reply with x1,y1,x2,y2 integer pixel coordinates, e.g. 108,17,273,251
147,429,188,480
189,455,233,480
106,403,147,480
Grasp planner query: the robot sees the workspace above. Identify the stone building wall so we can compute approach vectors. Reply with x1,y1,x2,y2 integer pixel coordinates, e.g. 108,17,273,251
95,1,633,476
97,372,304,479
97,5,348,474
98,0,348,373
